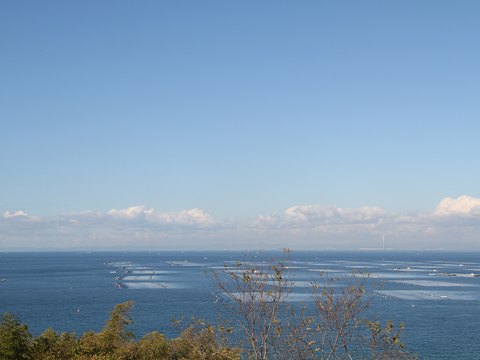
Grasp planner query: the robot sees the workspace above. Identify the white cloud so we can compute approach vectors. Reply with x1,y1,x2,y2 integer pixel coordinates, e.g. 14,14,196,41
1,196,480,249
49,206,217,230
146,208,217,228
434,195,480,215
4,211,28,218
248,196,480,248
107,206,150,220
253,205,392,229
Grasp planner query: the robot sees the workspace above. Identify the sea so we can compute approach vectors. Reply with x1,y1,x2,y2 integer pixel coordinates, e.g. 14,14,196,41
1,250,479,360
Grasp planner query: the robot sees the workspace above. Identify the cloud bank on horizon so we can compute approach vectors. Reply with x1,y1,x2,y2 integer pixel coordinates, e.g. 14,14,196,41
1,195,479,250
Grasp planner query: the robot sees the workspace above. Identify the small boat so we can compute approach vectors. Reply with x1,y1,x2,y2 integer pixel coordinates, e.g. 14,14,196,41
1,279,5,282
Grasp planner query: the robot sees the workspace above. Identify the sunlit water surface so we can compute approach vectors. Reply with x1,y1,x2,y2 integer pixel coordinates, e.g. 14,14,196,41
1,250,479,359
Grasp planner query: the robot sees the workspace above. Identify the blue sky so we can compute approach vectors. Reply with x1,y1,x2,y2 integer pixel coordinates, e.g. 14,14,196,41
1,1,480,249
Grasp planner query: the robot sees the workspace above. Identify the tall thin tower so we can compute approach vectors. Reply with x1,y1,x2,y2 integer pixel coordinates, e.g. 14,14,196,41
382,234,385,250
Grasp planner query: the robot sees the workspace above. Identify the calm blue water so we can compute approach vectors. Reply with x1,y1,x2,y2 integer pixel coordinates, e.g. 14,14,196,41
1,250,479,359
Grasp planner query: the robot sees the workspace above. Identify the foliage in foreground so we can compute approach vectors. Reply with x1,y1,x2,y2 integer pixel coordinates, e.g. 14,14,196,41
1,301,240,360
1,250,418,359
